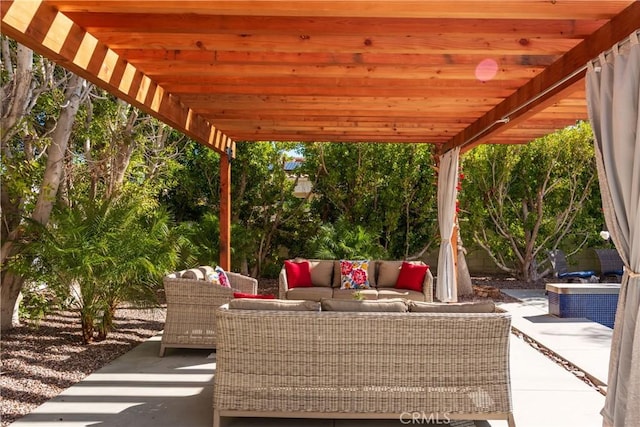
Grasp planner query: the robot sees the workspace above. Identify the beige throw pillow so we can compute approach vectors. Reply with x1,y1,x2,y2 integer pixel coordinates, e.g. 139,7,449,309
321,298,408,312
409,301,495,313
198,265,216,277
182,268,205,280
309,260,334,287
376,261,403,288
292,258,334,287
229,299,321,311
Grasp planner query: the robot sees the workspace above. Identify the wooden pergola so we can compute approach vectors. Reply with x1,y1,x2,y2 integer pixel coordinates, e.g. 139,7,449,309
2,0,638,270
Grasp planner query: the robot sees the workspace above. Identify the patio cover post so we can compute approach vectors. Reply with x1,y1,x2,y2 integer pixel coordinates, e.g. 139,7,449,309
587,30,640,427
219,148,232,271
436,147,460,302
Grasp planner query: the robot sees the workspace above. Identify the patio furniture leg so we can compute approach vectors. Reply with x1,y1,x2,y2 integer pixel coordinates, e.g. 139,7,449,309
508,413,516,427
159,345,165,357
212,410,228,427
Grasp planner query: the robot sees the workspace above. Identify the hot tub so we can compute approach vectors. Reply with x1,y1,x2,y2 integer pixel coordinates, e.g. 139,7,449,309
546,283,620,329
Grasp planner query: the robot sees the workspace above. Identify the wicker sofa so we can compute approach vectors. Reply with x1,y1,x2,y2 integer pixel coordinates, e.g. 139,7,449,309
159,266,258,357
213,299,515,427
279,259,434,301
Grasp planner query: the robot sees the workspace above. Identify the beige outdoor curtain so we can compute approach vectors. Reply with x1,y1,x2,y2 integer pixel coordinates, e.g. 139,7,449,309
436,147,460,302
586,30,640,427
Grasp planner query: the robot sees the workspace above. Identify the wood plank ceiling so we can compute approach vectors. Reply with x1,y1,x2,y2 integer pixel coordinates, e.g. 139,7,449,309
2,1,639,155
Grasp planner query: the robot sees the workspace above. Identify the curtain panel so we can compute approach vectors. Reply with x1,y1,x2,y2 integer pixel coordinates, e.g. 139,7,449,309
586,30,640,427
436,147,460,302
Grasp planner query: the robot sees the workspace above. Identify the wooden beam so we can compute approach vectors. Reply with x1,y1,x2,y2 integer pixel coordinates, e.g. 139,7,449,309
143,63,545,81
213,119,468,130
95,32,580,55
224,125,462,135
206,111,473,121
444,1,640,153
225,129,444,144
63,13,605,38
125,50,557,68
201,105,494,117
183,95,503,107
219,152,232,271
160,76,525,93
0,0,235,157
168,83,517,98
48,1,630,20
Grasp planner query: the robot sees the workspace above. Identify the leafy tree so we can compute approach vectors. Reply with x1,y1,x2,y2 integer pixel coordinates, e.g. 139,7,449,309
1,38,184,331
160,140,218,222
162,141,314,276
302,143,438,259
232,142,314,276
1,39,90,330
460,122,602,281
68,90,184,206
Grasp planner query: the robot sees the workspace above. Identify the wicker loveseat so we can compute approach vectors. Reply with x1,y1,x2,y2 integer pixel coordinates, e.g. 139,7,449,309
159,266,258,357
279,259,434,301
213,299,515,427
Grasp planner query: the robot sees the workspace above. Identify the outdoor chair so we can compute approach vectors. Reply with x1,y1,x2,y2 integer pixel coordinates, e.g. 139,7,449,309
594,248,624,282
548,250,596,283
160,268,258,356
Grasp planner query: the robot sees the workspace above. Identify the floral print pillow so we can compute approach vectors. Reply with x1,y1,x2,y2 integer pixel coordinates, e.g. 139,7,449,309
215,266,231,288
340,260,371,289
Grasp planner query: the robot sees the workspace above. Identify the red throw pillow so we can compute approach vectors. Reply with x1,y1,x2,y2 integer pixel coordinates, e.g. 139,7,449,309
395,262,428,292
233,292,276,299
284,260,313,288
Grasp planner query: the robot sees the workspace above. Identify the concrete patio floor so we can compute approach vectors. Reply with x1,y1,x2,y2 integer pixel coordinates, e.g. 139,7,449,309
10,291,611,427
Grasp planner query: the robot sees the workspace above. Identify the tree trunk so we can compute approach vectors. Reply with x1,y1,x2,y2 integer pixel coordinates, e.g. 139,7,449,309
0,178,23,266
96,304,116,341
0,44,35,267
0,44,33,143
233,165,248,222
32,74,85,224
81,312,95,344
107,101,137,198
240,258,249,276
456,231,474,297
0,73,86,331
0,272,25,331
0,45,35,330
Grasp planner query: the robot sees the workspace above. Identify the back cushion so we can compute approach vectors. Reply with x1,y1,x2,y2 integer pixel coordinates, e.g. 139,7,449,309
229,299,321,311
198,265,216,277
308,260,334,287
377,261,404,288
321,298,408,312
182,268,205,280
409,301,496,313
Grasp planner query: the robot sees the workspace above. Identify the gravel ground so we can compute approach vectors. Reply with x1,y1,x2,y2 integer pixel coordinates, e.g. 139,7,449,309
0,277,540,426
0,307,166,426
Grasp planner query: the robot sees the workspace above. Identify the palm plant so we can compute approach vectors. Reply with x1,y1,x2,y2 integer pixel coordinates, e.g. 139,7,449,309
17,196,177,343
308,218,387,260
174,212,220,269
